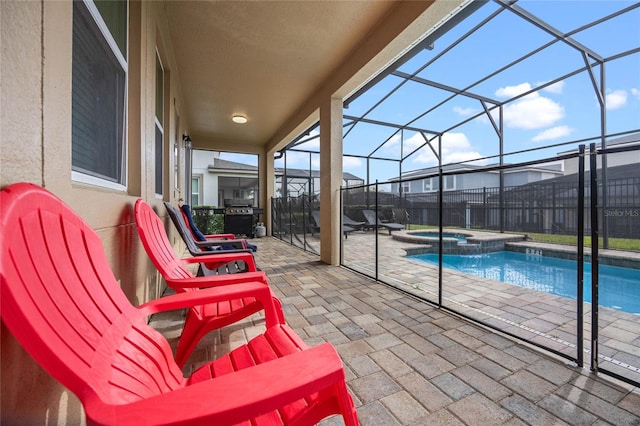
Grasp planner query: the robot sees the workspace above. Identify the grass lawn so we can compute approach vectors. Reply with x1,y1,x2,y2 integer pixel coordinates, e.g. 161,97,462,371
524,232,640,251
406,224,640,251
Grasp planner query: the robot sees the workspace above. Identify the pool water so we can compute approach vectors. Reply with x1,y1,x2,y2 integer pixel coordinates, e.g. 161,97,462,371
411,251,640,315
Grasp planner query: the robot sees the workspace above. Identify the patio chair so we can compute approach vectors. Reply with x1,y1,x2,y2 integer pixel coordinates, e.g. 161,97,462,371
362,209,405,235
392,208,410,225
164,202,252,276
180,203,257,252
144,200,247,276
311,210,355,238
343,213,366,231
0,182,359,426
136,198,285,366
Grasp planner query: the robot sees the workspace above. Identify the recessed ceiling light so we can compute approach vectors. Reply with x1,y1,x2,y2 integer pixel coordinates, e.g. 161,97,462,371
232,114,248,124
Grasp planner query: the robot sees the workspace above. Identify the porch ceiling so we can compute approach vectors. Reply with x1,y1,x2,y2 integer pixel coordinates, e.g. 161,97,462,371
163,0,463,153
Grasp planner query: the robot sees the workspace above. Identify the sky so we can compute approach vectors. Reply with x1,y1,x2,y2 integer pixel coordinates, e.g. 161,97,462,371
221,0,640,185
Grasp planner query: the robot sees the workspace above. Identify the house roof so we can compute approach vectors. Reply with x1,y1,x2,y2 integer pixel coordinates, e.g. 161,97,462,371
275,168,363,181
210,158,258,172
557,132,640,155
389,162,564,183
209,158,363,181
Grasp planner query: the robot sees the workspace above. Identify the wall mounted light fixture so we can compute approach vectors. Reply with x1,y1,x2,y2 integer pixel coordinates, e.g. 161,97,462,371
182,134,192,149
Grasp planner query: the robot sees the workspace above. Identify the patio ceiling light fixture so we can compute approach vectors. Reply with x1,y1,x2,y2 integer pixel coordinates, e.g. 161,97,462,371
232,114,248,124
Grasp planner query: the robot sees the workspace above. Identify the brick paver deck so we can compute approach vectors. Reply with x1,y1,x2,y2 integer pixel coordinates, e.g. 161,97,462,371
150,236,640,425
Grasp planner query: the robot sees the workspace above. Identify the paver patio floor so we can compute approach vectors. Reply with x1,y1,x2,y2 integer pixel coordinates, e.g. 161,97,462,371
150,236,640,425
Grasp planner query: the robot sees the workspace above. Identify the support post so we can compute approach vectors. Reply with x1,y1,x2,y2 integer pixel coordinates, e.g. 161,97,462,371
589,143,600,372
576,145,585,367
319,97,343,265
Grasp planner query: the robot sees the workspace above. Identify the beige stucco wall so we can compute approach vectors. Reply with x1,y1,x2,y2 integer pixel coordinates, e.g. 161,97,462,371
1,1,188,423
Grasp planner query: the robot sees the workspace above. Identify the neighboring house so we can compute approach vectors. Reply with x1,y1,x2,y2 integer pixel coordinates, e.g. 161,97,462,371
389,161,565,194
561,133,640,175
193,150,365,206
192,151,259,207
384,143,638,236
275,167,364,197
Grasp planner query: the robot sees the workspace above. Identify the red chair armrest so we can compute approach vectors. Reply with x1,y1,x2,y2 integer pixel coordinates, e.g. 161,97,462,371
204,233,236,240
166,271,268,289
182,251,257,271
138,281,276,322
194,240,245,249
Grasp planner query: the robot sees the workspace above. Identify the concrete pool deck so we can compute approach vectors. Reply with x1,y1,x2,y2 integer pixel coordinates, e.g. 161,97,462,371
323,229,640,385
393,228,526,255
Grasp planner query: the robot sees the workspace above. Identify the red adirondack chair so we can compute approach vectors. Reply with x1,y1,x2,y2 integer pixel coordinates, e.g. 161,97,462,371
1,183,359,425
135,198,285,366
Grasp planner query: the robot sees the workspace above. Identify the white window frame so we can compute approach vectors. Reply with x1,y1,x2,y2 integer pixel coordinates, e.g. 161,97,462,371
444,175,456,191
191,175,202,206
72,0,128,191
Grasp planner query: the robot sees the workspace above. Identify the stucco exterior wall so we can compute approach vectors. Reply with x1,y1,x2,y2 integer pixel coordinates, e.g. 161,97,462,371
191,150,219,205
1,1,188,423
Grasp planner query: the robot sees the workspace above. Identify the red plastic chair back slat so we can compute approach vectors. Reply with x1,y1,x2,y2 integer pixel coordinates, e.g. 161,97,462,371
134,199,195,281
0,183,184,408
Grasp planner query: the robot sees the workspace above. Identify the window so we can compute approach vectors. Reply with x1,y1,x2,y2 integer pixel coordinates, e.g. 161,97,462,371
444,175,456,190
72,0,127,188
401,181,410,194
423,176,452,192
424,177,439,192
191,176,201,206
155,51,164,196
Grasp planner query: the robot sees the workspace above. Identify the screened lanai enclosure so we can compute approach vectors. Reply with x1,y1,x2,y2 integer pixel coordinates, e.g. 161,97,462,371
272,1,640,387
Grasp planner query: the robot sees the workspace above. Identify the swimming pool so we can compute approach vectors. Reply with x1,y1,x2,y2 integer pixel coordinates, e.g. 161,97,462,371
411,251,640,315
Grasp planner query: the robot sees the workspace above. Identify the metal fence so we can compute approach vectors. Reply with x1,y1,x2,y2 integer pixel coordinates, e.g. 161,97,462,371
338,171,640,240
272,144,639,387
339,144,639,387
271,195,318,254
397,174,640,239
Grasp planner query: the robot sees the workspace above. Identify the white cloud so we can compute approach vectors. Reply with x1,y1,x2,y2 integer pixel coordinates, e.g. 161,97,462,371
532,125,573,142
277,150,311,168
382,132,427,156
503,93,565,130
631,88,640,99
453,106,476,116
495,83,532,98
443,150,486,165
343,156,362,168
542,81,564,94
493,82,565,130
295,134,320,150
404,132,428,150
412,132,484,165
606,89,628,110
384,132,402,148
383,132,400,152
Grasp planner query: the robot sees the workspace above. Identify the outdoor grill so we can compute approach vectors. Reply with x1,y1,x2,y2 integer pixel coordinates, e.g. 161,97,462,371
223,199,262,237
